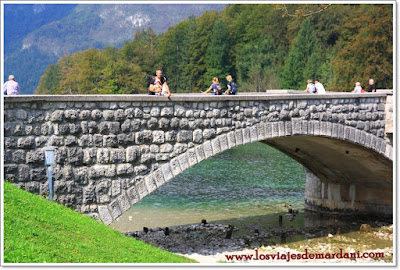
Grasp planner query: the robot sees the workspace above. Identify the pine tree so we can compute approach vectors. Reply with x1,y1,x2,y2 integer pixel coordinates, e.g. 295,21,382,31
237,37,280,91
204,19,230,86
280,19,320,90
187,11,219,92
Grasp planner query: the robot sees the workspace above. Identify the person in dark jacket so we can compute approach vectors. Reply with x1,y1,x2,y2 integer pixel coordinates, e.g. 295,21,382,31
367,79,376,92
225,75,238,95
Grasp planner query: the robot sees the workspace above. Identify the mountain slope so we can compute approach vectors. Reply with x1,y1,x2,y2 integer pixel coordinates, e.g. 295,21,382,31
4,4,225,94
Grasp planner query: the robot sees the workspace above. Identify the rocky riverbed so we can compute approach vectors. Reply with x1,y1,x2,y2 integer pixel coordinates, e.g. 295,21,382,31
123,218,393,264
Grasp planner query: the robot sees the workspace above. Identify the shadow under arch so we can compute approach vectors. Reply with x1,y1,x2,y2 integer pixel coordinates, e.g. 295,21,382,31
101,121,393,224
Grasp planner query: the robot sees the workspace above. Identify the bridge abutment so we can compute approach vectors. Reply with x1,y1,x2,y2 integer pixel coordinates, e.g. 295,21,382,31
304,169,392,217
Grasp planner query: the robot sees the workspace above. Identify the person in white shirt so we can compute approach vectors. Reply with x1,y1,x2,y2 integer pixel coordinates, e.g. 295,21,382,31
314,79,326,94
3,75,20,95
352,82,362,93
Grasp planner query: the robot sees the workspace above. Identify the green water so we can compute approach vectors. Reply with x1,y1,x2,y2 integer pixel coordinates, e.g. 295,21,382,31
110,142,307,232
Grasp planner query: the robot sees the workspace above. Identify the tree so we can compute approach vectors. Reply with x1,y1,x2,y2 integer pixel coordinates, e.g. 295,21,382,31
280,19,320,89
236,37,280,91
204,19,230,86
36,64,61,94
187,11,219,92
158,17,195,92
331,5,393,91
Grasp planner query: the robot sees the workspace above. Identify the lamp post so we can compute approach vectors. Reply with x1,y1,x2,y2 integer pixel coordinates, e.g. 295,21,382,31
44,148,55,201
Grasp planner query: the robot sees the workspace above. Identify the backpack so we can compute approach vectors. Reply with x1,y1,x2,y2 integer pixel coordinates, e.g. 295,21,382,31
312,84,317,93
230,82,237,93
215,83,223,95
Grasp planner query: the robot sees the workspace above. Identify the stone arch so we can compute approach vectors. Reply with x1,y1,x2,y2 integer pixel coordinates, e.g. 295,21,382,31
99,121,393,224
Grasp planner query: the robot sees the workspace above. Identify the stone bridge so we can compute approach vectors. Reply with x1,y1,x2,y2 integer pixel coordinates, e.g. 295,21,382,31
3,92,393,225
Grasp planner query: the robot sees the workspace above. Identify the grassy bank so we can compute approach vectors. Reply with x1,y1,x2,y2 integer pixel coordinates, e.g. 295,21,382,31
3,182,196,263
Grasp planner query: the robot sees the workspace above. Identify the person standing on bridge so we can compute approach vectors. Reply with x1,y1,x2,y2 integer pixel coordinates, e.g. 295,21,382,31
314,79,326,94
148,69,171,97
3,75,20,95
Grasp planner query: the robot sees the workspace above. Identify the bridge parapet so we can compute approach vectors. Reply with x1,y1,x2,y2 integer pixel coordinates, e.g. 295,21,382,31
3,92,393,224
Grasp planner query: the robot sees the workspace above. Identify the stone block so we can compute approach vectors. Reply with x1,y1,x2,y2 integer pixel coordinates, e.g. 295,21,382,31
170,157,182,176
64,110,78,121
179,119,189,129
187,148,198,167
74,167,89,185
203,129,216,140
126,146,140,162
158,118,170,130
219,134,229,152
235,129,243,145
313,121,321,136
134,165,148,176
160,164,174,183
250,126,258,142
165,131,177,142
242,128,251,144
12,150,26,163
195,145,206,163
227,131,236,149
69,147,83,166
177,130,192,143
278,122,285,137
211,138,221,155
31,167,47,181
26,150,44,164
135,179,148,200
97,148,110,164
98,206,113,225
170,118,180,129
178,153,190,171
111,180,121,197
203,141,213,158
51,110,64,122
126,186,140,205
271,123,279,138
55,147,68,164
16,109,28,120
117,164,133,176
144,176,157,194
11,124,24,136
147,117,158,130
103,110,115,120
161,107,174,117
17,136,35,149
338,125,345,139
114,109,125,121
110,149,126,163
193,129,203,144
58,123,70,135
118,192,132,211
79,110,91,120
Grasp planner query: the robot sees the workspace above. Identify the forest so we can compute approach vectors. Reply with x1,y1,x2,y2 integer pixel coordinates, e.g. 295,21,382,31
36,4,393,95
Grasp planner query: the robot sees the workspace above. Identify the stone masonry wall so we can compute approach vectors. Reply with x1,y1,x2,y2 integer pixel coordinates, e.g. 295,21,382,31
3,94,392,223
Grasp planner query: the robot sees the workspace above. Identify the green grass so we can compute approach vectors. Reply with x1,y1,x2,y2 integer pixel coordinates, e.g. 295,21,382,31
3,182,197,263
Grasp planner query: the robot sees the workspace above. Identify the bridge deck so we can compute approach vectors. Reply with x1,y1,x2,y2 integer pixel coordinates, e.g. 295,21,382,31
3,91,391,103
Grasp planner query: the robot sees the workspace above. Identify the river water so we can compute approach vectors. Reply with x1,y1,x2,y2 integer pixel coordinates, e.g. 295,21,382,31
111,142,308,232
